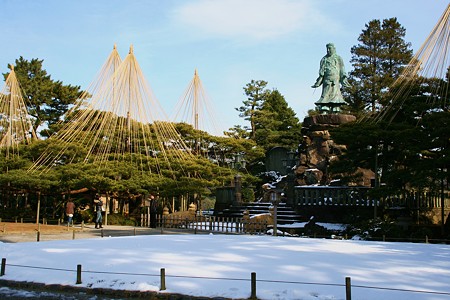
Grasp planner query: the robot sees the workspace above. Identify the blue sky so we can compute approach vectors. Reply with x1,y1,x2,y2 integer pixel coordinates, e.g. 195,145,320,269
0,0,447,135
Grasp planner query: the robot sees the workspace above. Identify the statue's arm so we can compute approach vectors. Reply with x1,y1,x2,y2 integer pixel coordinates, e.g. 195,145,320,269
338,56,351,88
312,76,323,88
340,76,351,88
312,57,325,88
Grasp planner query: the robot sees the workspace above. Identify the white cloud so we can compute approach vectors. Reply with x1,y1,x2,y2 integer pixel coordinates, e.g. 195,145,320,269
172,0,323,41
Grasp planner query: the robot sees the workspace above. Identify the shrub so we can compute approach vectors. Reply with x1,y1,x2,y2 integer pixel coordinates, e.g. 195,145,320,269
106,213,137,226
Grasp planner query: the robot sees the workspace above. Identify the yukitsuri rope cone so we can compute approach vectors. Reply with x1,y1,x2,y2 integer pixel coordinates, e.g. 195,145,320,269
368,3,450,124
0,65,37,158
28,45,195,176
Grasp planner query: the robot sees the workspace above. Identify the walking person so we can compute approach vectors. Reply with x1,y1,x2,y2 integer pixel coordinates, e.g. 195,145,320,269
94,195,103,229
150,195,158,228
66,200,75,226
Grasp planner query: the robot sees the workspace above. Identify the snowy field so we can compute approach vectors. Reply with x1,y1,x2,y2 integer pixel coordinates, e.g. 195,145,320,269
1,234,450,300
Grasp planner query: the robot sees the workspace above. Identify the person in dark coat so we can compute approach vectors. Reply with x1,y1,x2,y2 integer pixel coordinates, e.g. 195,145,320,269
150,195,158,228
94,195,103,229
66,200,75,225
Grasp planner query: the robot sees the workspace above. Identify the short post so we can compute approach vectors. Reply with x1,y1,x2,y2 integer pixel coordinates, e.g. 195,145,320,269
101,229,104,238
270,191,281,237
250,272,257,300
160,268,166,290
37,231,40,242
58,219,60,226
81,221,84,231
72,229,76,240
425,235,429,244
345,277,351,300
134,228,136,236
76,264,82,284
1,258,6,276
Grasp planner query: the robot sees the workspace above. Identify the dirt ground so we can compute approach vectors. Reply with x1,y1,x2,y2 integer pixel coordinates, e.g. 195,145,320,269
0,221,112,243
0,222,186,243
0,222,71,234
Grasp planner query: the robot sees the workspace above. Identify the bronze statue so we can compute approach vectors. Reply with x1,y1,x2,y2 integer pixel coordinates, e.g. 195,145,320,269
312,43,350,113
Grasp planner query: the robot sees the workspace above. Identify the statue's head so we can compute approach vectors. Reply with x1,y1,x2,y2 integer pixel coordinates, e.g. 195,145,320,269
326,43,336,55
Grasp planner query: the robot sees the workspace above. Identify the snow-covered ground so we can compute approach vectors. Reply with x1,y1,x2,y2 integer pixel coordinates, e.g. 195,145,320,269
1,234,449,300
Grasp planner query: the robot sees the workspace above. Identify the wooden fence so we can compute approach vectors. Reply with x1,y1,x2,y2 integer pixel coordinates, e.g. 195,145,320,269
140,214,268,234
294,186,450,209
294,186,373,207
382,191,450,209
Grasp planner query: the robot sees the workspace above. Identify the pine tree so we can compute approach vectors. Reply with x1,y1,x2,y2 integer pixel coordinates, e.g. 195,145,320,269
347,18,413,113
3,57,83,136
255,89,302,151
235,81,302,151
235,80,268,140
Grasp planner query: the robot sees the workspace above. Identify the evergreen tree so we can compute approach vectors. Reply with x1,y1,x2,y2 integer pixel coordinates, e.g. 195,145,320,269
330,75,449,197
235,80,268,140
254,89,302,151
346,18,413,113
235,81,302,150
3,57,83,136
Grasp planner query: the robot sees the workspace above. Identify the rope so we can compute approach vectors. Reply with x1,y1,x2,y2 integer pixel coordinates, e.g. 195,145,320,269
6,263,450,296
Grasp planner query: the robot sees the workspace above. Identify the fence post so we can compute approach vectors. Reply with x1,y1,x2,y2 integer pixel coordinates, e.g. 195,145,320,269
134,228,136,236
345,277,351,300
425,235,429,243
37,231,40,242
76,264,82,284
160,268,166,291
101,229,104,238
1,258,5,276
72,229,76,240
250,272,257,300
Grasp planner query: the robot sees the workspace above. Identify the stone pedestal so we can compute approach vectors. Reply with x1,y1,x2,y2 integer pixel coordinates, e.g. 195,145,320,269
296,114,358,186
